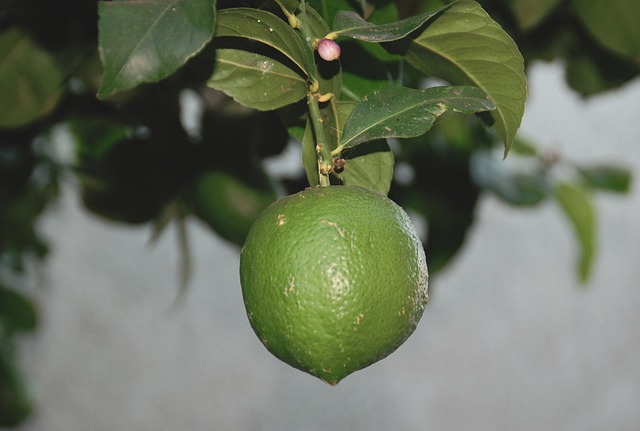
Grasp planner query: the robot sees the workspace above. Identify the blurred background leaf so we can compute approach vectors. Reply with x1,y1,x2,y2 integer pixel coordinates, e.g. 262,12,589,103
0,28,64,128
98,0,216,98
554,182,596,283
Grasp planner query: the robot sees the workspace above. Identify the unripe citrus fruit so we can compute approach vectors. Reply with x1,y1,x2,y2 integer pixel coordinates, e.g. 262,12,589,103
240,186,429,385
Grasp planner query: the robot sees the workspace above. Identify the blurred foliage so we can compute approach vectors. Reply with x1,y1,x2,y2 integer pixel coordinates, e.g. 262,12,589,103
0,0,637,425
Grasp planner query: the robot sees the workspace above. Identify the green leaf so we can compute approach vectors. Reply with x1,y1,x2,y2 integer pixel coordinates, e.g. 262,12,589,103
338,139,394,195
330,4,451,42
554,182,596,283
214,8,310,77
68,116,131,161
331,101,393,195
0,346,33,427
511,0,562,31
0,27,64,128
207,47,307,111
307,0,353,28
301,100,393,195
574,0,640,63
470,150,550,206
0,286,37,337
278,0,302,11
334,3,403,101
97,0,216,99
396,0,527,156
340,84,495,149
340,40,401,100
301,117,320,187
578,165,632,193
308,0,400,27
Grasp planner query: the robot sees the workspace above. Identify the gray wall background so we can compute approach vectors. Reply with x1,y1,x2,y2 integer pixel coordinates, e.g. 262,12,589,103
15,61,640,431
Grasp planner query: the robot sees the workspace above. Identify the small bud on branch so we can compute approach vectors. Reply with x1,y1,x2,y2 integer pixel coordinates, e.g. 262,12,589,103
317,38,341,62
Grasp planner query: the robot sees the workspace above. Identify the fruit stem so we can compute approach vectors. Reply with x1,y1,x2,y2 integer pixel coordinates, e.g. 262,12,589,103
298,0,332,186
307,93,333,186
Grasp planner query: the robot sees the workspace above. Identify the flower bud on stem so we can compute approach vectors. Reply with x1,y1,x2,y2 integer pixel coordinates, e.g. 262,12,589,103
316,38,341,62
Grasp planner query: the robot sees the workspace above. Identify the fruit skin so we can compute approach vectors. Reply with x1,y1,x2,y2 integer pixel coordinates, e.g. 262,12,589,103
240,186,428,385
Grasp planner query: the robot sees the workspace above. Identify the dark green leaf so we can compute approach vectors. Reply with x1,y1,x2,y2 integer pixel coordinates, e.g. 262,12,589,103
554,182,596,283
398,0,527,156
214,8,310,77
340,40,401,101
278,103,309,142
578,165,632,193
552,24,640,96
331,101,393,195
574,0,640,63
330,4,450,42
334,4,402,101
367,1,400,25
307,0,353,28
207,48,307,110
301,116,320,187
97,0,216,99
340,85,495,149
338,139,394,195
511,0,561,31
0,28,64,128
301,100,393,194
278,0,301,11
67,116,131,160
0,347,33,427
0,286,37,337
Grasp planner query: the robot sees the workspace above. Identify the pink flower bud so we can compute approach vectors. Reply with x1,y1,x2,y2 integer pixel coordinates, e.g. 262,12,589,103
317,38,341,61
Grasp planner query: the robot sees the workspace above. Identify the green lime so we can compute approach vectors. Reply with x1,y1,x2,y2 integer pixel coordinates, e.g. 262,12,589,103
240,185,429,385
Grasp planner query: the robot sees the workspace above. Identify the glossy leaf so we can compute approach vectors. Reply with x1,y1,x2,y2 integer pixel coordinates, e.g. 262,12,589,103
340,85,495,149
332,101,393,195
398,0,527,156
301,100,393,195
207,48,307,110
554,182,596,283
574,0,640,62
0,28,64,128
97,0,216,99
578,165,632,193
214,8,310,77
330,4,450,42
